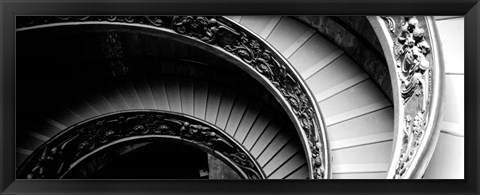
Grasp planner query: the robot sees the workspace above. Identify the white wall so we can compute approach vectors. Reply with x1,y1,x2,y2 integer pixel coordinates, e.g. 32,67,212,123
423,16,464,179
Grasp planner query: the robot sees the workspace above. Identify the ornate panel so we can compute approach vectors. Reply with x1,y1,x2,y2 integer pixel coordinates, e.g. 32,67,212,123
17,16,330,179
17,111,265,179
369,16,444,179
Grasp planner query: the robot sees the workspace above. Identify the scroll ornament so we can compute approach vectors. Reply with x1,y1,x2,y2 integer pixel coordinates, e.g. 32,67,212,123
382,16,432,179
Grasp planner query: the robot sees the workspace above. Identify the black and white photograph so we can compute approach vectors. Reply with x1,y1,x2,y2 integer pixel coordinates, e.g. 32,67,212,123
14,15,464,180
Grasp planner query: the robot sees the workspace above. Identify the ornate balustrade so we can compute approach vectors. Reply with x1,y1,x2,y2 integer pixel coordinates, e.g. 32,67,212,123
368,16,445,179
17,110,265,179
17,16,330,179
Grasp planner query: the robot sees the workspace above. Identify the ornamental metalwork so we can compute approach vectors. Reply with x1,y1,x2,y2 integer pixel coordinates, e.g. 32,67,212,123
381,16,435,179
170,16,326,179
16,16,329,179
17,111,265,179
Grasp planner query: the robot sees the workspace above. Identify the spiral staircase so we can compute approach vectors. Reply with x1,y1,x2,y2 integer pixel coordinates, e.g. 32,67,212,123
226,16,395,179
16,74,312,179
15,15,460,179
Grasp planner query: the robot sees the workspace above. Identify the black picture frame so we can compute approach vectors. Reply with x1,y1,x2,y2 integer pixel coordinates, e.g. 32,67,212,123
1,0,478,194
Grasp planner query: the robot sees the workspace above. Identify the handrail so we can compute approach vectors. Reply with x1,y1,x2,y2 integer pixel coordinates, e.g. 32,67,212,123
17,110,266,179
367,16,445,179
17,16,330,179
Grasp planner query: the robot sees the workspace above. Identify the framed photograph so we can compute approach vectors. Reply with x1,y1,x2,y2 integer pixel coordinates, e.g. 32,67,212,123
1,0,478,194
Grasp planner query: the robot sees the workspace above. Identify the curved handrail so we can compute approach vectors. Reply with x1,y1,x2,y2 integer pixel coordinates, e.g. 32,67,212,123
16,16,330,179
367,16,445,179
17,110,266,179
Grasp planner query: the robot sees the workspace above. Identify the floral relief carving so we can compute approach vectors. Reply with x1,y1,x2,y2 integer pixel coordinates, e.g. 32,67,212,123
395,16,431,111
16,16,329,179
382,16,433,179
18,111,264,179
170,16,326,179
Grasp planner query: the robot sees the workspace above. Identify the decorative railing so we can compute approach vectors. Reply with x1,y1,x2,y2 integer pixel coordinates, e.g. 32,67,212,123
17,16,330,179
367,16,445,179
17,110,265,179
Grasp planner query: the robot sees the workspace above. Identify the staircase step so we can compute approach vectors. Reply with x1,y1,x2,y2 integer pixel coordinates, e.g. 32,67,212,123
320,80,391,121
266,16,314,55
215,88,237,130
301,49,344,80
284,164,309,179
179,77,195,116
324,99,391,127
330,132,393,150
149,78,171,111
242,109,274,150
268,151,306,179
239,16,279,37
132,77,157,110
306,55,366,96
233,101,263,142
332,163,389,174
193,80,209,120
332,141,393,165
327,107,394,141
249,117,283,157
288,33,339,74
263,140,301,175
117,80,145,110
314,72,368,103
225,94,249,136
205,84,223,124
102,85,130,111
256,130,291,165
164,76,182,113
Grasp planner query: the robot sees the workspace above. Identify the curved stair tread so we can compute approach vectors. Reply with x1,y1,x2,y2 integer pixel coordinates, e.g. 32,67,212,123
288,33,339,74
117,79,145,110
233,101,263,143
242,109,274,150
215,88,237,130
320,80,391,125
179,77,195,116
327,107,394,142
17,76,306,180
263,140,302,175
250,118,284,158
239,16,282,39
305,55,366,96
225,94,250,136
234,16,396,178
205,83,223,124
149,78,171,111
284,163,309,179
132,77,158,110
265,16,315,55
164,76,182,113
193,80,209,120
332,141,393,165
256,130,292,166
18,16,399,179
268,151,306,179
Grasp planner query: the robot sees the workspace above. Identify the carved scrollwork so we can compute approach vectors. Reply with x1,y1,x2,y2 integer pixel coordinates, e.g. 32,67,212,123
16,16,329,179
17,111,265,179
155,16,326,178
380,16,396,33
381,16,434,179
394,112,427,178
173,16,223,43
169,16,326,178
16,16,168,29
386,16,432,111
